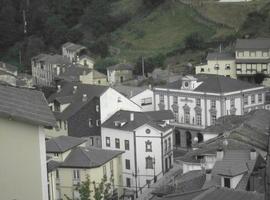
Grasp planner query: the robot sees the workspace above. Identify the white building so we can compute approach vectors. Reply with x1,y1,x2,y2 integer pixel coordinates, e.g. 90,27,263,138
0,85,56,200
107,63,134,85
195,52,236,79
154,74,267,148
113,85,154,111
46,82,142,147
101,110,174,198
62,42,87,63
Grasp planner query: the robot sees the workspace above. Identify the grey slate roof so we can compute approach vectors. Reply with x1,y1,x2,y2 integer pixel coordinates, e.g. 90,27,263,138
0,85,56,127
32,54,70,65
61,147,123,168
159,74,261,93
47,160,60,173
206,52,235,61
113,85,148,98
46,136,87,153
107,63,134,71
157,186,264,200
236,38,270,50
48,82,108,120
102,110,174,132
57,64,92,82
62,42,86,52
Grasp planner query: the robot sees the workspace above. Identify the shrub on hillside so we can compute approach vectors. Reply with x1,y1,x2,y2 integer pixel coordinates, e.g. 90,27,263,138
184,32,205,50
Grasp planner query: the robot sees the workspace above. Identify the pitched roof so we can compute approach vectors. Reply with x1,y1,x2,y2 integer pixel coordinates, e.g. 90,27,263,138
32,54,70,65
236,38,270,50
57,64,92,82
47,160,60,173
93,69,106,79
206,52,235,61
159,74,262,93
107,63,134,71
113,85,149,98
46,136,87,153
62,42,86,52
102,110,174,132
0,85,56,127
157,186,264,200
48,82,108,120
61,147,123,168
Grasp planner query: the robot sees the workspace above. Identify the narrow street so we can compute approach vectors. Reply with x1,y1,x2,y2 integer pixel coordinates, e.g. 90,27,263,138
136,163,182,200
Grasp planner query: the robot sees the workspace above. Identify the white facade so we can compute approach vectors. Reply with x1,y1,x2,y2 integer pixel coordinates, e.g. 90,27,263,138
154,75,266,147
100,87,142,123
101,122,173,196
130,89,154,111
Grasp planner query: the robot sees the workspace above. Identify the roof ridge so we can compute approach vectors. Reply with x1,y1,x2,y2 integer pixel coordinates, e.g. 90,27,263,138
79,147,100,166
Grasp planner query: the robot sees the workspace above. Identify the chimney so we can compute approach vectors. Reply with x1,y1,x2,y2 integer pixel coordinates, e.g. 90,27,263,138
216,148,224,161
250,148,257,160
82,94,87,102
130,113,134,121
57,85,61,93
206,169,212,182
73,85,77,94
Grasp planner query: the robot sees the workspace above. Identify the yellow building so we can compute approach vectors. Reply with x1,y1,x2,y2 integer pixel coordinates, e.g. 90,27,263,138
195,52,236,79
48,146,123,200
0,85,56,200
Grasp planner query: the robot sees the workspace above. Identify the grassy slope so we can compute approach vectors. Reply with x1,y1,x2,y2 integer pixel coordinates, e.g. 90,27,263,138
110,1,217,61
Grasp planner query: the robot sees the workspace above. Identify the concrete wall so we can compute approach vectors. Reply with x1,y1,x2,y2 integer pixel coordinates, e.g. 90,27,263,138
0,117,48,200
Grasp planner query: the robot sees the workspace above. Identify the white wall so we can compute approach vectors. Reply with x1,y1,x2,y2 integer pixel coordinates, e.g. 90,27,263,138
131,89,154,111
100,88,141,123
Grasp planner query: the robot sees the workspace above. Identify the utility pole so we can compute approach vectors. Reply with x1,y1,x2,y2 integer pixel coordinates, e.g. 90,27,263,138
142,56,145,78
265,127,270,200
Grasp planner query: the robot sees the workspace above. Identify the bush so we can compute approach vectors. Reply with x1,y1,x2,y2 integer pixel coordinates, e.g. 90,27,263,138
184,32,205,50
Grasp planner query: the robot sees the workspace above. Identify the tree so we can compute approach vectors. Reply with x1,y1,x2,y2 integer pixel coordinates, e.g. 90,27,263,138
253,73,266,84
184,32,205,50
142,0,165,8
65,175,113,200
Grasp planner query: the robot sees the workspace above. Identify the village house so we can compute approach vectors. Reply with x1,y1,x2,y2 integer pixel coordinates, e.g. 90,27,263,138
113,85,154,111
57,63,108,86
45,136,123,200
62,42,88,63
154,74,267,148
101,110,174,199
46,82,142,146
31,53,71,87
0,61,18,86
195,52,236,79
107,63,134,85
0,85,56,200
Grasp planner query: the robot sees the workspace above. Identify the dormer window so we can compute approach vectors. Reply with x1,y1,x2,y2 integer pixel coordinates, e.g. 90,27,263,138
223,177,231,188
184,81,189,87
114,120,127,127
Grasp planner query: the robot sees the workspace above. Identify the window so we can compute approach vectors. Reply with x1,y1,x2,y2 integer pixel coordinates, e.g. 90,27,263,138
160,94,164,103
173,96,178,104
145,140,152,152
96,120,100,126
89,137,94,146
244,96,248,105
73,170,80,180
106,137,110,147
141,97,152,106
184,109,190,124
258,93,262,103
146,157,154,169
168,137,171,151
117,97,122,103
225,65,230,70
126,178,131,187
211,114,216,125
103,165,106,177
96,105,99,112
56,170,59,179
196,98,201,107
200,68,204,72
115,138,120,149
54,153,59,157
224,177,231,188
211,100,216,108
251,94,255,104
125,159,130,170
146,129,151,134
110,161,114,173
214,64,219,70
125,140,130,150
230,99,235,108
164,140,168,153
88,119,93,127
196,113,202,125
